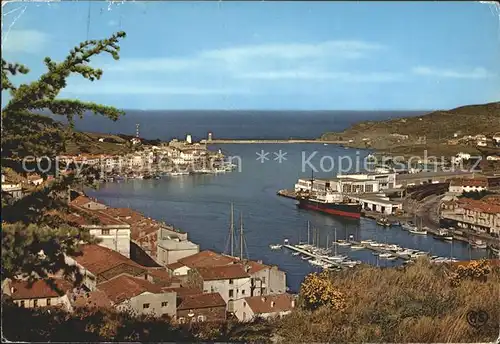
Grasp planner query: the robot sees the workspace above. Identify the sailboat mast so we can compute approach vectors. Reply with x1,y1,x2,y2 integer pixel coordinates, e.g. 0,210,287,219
230,203,234,257
326,234,329,250
307,221,310,245
240,212,244,260
334,228,337,256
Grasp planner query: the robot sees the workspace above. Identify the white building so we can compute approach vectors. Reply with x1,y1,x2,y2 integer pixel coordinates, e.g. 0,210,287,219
191,265,252,312
234,294,296,322
186,134,192,144
448,178,488,194
98,275,177,318
453,152,471,165
156,227,200,266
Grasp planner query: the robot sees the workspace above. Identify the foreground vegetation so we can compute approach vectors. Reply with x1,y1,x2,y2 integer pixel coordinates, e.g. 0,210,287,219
3,259,499,343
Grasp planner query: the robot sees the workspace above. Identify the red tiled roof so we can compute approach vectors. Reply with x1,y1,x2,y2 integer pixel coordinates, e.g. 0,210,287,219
73,290,112,309
102,208,145,225
98,275,164,304
244,294,295,314
9,279,73,300
450,178,488,187
195,264,250,281
177,292,226,310
163,287,203,297
460,199,500,215
70,195,94,207
177,250,238,268
65,208,128,227
166,262,185,271
73,244,144,276
245,260,269,274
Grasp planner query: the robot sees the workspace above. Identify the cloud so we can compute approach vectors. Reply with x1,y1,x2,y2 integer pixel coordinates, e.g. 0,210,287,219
412,66,494,79
236,70,403,82
2,29,49,54
104,40,385,73
200,40,385,62
61,83,251,96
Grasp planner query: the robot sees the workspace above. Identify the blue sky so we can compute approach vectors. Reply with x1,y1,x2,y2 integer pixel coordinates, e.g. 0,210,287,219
2,1,500,110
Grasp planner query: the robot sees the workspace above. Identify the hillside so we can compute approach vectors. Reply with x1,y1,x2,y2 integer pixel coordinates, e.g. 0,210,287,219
321,102,500,156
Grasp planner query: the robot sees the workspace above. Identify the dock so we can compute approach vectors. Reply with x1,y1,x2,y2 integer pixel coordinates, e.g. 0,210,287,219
348,240,410,261
282,244,345,268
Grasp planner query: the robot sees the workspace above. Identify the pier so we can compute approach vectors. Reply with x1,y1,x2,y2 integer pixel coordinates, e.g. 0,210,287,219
347,240,411,261
282,244,345,268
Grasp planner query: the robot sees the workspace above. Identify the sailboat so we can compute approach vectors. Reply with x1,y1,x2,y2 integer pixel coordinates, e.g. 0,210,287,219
409,217,427,235
402,215,417,231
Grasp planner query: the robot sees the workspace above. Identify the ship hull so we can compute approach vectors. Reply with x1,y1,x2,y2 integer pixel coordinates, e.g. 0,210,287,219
297,199,362,219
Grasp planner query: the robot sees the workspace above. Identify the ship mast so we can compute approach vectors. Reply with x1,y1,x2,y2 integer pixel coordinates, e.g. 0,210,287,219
307,221,310,245
239,211,244,260
229,203,235,256
334,228,337,256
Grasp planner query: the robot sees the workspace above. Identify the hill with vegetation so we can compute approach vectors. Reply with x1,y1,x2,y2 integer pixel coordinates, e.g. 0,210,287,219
321,102,500,157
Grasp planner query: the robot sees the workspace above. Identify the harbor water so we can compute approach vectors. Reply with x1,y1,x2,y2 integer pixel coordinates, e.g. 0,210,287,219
88,143,489,292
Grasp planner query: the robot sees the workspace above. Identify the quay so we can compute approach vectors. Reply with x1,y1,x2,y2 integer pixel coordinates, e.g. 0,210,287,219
204,139,348,144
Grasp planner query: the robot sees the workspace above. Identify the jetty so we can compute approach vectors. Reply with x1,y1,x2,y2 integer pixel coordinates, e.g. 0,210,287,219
348,240,411,261
283,245,340,264
205,139,348,144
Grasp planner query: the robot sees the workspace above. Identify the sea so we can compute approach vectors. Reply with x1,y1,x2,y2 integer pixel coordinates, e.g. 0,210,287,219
78,110,489,292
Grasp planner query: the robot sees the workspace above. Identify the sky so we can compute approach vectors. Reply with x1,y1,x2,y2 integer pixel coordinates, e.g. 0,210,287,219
2,1,500,110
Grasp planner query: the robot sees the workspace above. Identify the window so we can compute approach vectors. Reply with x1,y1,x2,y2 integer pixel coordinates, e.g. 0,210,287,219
33,299,38,307
229,290,234,298
243,302,246,307
229,279,234,284
102,229,110,235
241,289,245,295
161,301,168,307
20,300,25,308
197,315,206,322
262,277,266,284
143,303,150,309
46,298,51,306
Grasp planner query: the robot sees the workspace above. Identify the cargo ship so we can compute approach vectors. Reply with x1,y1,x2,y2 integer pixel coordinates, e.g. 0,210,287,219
295,174,362,219
296,197,362,219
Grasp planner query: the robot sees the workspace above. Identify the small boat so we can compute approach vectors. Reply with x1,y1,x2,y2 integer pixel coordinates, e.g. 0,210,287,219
292,252,300,256
409,228,427,235
336,240,351,247
471,240,487,249
489,246,500,255
269,244,282,250
434,229,453,241
323,143,328,146
376,217,391,227
369,242,384,247
301,256,312,260
350,245,364,250
360,239,374,245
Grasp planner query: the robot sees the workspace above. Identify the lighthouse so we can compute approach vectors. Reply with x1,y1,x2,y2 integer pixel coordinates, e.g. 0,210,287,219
208,132,213,142
186,134,192,144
